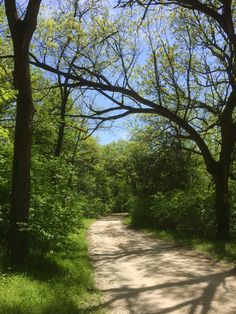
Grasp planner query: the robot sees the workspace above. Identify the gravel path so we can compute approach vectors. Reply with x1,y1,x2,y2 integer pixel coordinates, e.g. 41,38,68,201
88,214,236,314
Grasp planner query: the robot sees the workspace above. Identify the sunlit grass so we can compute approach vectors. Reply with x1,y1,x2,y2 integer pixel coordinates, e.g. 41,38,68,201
0,219,105,314
123,216,236,263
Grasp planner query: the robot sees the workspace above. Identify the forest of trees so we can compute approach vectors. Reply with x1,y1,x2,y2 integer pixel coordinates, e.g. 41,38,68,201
0,0,236,267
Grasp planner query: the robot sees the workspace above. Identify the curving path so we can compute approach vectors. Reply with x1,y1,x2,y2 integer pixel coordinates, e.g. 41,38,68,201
88,214,236,314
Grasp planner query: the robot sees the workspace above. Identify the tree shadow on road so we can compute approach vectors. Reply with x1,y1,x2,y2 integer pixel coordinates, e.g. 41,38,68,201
99,268,236,314
89,217,236,313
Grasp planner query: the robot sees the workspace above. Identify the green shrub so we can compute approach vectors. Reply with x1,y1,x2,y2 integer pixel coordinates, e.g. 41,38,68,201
75,194,111,218
128,195,154,227
0,137,12,246
29,156,83,255
130,188,215,238
29,197,83,255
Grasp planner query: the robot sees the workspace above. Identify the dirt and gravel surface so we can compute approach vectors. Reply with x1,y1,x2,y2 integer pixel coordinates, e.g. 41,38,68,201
88,214,236,314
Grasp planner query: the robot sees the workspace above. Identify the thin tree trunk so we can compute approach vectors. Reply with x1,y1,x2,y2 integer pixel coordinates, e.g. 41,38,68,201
67,134,82,187
54,97,67,157
55,120,66,157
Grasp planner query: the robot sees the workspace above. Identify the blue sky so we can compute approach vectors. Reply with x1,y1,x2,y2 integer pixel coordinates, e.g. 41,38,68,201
95,127,129,145
94,120,130,145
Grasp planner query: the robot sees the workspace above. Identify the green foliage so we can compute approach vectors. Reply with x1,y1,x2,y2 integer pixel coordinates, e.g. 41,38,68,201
29,155,83,254
0,129,13,245
127,146,217,238
75,193,110,218
129,187,216,238
29,115,112,254
71,138,113,217
123,117,222,239
0,7,15,245
127,140,192,196
151,188,215,237
102,141,133,213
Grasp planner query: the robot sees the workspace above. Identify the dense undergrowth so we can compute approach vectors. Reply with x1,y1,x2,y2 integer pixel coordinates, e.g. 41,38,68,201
0,220,105,314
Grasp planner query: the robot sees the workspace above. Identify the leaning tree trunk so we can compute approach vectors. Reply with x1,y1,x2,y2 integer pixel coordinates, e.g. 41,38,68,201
5,0,42,264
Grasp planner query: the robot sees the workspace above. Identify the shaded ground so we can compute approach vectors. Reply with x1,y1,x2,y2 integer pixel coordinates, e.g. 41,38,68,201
88,214,236,314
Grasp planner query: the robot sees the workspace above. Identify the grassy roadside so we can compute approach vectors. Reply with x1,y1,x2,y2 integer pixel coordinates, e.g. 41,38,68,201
123,216,236,264
0,219,105,314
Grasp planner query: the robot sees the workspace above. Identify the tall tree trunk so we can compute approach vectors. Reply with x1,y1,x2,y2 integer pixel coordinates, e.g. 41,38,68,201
214,171,230,240
213,91,236,241
5,0,42,263
8,24,34,263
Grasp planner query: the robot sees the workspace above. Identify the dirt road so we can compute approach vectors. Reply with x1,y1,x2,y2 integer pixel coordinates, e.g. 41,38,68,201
88,214,236,314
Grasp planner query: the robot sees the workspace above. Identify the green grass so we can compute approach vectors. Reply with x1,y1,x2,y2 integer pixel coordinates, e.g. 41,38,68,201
123,216,236,264
122,215,131,226
0,219,105,314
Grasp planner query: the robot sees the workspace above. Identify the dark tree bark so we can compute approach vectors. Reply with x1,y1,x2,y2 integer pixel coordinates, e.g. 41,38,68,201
214,172,230,240
5,0,42,263
212,91,236,240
